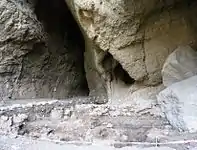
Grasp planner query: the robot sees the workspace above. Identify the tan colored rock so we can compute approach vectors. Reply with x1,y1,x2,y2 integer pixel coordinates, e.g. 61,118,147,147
66,0,197,102
1,0,197,104
162,45,197,87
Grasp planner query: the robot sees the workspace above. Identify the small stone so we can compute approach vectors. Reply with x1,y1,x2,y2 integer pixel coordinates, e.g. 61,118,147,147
164,125,173,130
106,123,113,128
7,117,13,127
99,128,109,138
120,135,128,142
51,108,63,120
13,114,28,124
63,116,69,120
18,129,28,136
64,109,71,117
46,129,54,136
1,115,8,121
29,132,41,138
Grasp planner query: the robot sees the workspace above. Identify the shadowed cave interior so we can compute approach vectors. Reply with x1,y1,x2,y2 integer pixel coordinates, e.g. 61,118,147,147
19,0,136,100
25,0,90,98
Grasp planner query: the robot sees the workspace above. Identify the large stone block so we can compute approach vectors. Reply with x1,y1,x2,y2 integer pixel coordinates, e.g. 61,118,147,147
157,76,197,133
162,46,197,87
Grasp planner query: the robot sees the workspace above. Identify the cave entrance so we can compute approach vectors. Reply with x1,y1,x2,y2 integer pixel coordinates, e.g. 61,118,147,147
102,52,135,86
32,0,89,98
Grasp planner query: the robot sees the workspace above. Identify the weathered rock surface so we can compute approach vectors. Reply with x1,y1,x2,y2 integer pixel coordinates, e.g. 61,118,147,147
1,0,197,149
162,45,197,87
0,0,44,99
66,0,197,102
1,99,197,150
108,85,164,118
0,0,197,103
0,0,197,106
157,76,197,133
0,99,168,142
0,0,89,100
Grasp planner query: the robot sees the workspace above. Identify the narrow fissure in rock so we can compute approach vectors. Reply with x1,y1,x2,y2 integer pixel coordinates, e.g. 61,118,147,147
11,0,89,99
34,0,89,98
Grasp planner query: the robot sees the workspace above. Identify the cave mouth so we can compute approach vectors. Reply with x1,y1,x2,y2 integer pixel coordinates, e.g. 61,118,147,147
102,52,135,86
113,63,135,85
33,0,89,97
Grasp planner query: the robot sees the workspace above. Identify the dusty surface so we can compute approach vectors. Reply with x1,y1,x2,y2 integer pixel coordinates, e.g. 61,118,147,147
0,135,178,150
1,99,197,150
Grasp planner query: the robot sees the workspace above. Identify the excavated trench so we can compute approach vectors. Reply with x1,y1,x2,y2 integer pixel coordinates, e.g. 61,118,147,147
3,1,197,149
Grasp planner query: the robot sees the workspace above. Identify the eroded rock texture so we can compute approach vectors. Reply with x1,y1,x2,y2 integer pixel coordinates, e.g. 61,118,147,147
158,75,197,133
162,45,197,87
66,0,197,103
1,0,197,103
0,0,89,100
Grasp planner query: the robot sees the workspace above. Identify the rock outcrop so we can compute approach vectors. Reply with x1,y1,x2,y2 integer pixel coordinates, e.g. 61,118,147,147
66,0,197,103
1,0,197,103
0,0,89,100
157,76,197,133
162,45,197,87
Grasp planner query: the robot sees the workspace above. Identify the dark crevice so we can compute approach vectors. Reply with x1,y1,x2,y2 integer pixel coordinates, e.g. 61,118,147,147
101,52,135,85
113,64,135,85
31,0,89,97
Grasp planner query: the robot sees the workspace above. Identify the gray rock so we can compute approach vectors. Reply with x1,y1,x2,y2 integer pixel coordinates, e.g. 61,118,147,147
0,0,89,101
127,85,164,116
157,76,197,133
162,45,197,87
0,134,177,150
13,114,28,124
67,0,197,102
50,108,64,120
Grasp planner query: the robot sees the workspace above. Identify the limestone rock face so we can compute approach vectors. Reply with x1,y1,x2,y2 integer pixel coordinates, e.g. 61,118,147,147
1,0,197,103
162,45,197,87
0,0,44,99
0,0,89,100
157,76,197,133
66,0,197,102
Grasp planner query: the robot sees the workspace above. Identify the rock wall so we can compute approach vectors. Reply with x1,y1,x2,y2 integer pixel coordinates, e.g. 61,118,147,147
66,0,197,103
1,0,197,103
0,0,89,100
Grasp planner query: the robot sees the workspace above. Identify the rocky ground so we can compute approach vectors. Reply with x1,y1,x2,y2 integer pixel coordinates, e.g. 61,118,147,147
0,135,177,150
1,98,197,150
1,0,197,149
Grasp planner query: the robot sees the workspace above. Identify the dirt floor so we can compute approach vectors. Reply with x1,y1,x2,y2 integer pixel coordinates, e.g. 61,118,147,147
0,98,197,150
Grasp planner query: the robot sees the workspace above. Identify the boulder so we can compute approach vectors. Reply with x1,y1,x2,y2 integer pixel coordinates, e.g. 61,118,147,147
157,76,197,133
126,85,165,117
162,45,197,87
